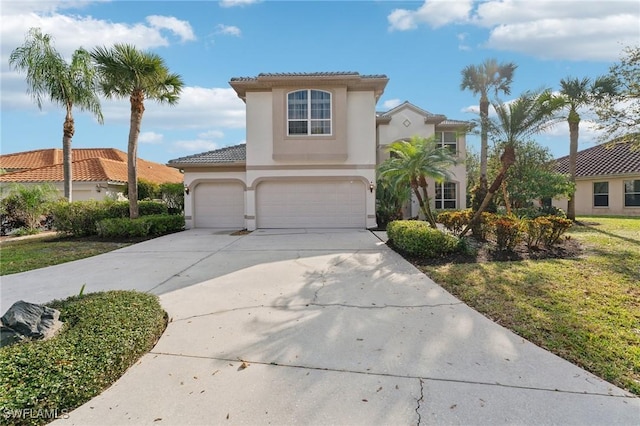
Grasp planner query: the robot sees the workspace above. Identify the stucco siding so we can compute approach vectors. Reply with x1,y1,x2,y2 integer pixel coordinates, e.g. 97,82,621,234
553,176,640,216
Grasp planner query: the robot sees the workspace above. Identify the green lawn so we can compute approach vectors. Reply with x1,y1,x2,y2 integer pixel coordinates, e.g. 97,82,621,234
0,235,135,275
420,216,640,395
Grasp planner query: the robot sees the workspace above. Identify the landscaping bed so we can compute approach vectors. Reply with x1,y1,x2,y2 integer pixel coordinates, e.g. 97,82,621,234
0,291,167,426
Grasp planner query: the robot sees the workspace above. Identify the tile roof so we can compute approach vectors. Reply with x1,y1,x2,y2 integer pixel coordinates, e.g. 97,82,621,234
554,142,640,177
230,72,387,81
0,149,183,184
0,148,127,170
168,144,246,165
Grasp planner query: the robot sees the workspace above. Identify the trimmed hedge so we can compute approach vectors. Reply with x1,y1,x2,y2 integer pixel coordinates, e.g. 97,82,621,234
96,214,184,238
51,200,169,236
387,220,460,258
0,291,167,426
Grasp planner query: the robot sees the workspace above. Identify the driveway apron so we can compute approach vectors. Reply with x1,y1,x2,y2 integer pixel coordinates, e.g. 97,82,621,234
6,229,637,425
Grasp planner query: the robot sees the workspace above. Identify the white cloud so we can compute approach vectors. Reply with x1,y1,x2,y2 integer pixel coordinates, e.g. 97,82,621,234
388,0,473,31
146,15,196,42
198,130,225,139
387,0,640,61
216,24,241,37
139,131,164,144
219,0,261,8
171,139,219,152
382,99,402,109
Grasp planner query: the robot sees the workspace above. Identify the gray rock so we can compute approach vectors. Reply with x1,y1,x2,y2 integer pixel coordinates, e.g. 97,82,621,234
1,301,63,346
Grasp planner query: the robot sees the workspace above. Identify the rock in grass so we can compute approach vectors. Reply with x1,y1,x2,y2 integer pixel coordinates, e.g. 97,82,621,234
0,301,63,346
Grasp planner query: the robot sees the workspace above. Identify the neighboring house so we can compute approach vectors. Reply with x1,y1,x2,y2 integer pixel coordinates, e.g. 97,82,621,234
553,142,640,216
168,72,469,230
0,148,183,201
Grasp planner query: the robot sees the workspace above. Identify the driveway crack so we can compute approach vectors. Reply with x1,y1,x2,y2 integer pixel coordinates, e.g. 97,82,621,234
415,378,424,426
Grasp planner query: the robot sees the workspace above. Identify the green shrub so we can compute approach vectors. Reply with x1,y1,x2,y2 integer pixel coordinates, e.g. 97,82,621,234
0,291,166,426
0,183,60,235
437,210,471,235
491,215,523,251
159,182,185,214
387,220,459,258
96,214,184,238
52,200,169,236
522,215,573,248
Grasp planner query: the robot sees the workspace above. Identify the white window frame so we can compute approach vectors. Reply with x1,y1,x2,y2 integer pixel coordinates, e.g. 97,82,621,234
287,89,332,136
624,179,640,207
593,181,609,207
435,182,457,210
435,131,457,155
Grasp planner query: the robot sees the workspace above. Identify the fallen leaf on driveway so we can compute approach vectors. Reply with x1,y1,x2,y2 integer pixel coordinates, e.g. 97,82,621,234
238,361,249,371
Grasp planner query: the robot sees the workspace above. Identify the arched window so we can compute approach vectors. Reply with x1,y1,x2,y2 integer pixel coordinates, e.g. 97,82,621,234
287,89,331,135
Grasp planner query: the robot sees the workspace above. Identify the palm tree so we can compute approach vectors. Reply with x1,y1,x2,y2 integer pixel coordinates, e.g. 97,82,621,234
378,136,457,228
460,58,517,194
460,90,562,237
9,28,103,201
557,76,617,220
91,44,183,218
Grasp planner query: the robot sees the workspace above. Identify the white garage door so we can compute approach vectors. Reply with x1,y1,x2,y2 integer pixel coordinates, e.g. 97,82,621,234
256,180,366,228
194,182,244,228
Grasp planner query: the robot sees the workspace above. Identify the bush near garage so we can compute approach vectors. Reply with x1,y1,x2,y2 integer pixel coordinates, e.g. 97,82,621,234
0,291,167,426
51,200,168,236
387,220,460,258
96,214,184,238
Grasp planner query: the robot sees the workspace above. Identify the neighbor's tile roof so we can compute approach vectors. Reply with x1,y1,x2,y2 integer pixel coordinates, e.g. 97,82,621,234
555,142,640,177
0,149,182,184
230,72,387,81
168,144,246,165
0,148,127,170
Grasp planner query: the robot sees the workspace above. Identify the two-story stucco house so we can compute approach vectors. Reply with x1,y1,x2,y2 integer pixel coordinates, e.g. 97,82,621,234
168,72,469,230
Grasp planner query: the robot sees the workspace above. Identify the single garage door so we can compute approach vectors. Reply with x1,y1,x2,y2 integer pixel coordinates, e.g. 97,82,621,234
256,180,366,228
194,182,244,228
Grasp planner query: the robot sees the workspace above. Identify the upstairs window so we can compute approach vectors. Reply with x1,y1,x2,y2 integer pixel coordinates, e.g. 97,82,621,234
593,182,609,207
435,131,457,154
287,90,331,136
624,180,640,207
435,182,457,209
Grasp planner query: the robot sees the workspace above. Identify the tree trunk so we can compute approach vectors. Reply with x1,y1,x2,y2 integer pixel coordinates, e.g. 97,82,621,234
418,175,437,228
128,90,145,219
460,144,516,237
567,116,579,221
502,180,512,215
479,96,490,193
62,104,74,202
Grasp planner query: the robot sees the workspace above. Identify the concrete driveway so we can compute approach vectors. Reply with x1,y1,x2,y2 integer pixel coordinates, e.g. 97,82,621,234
3,229,638,425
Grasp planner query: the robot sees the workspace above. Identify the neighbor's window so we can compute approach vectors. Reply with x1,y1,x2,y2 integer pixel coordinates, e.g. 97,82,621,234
287,89,331,136
624,180,640,207
435,182,457,209
435,131,457,154
593,182,609,207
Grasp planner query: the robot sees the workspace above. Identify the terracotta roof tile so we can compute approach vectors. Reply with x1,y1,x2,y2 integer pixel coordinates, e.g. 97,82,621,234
168,144,246,165
0,150,183,184
0,148,128,170
555,142,640,177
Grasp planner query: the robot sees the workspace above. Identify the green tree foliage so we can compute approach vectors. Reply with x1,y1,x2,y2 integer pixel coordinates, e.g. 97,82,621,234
488,140,574,210
595,45,640,149
555,76,617,220
9,28,103,201
378,136,457,228
0,184,60,234
91,44,183,219
460,58,517,193
159,182,185,214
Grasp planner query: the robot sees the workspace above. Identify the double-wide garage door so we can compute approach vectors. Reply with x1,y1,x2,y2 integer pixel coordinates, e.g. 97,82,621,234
256,180,366,228
193,182,244,228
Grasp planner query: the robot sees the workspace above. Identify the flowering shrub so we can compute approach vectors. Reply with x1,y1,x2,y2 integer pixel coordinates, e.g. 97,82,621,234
523,216,573,248
491,215,523,251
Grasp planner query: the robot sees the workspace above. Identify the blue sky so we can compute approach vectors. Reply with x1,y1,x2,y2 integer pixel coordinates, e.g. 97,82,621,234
1,0,639,165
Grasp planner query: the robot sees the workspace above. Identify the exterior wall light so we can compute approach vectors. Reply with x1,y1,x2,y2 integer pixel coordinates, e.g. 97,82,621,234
184,185,190,195
369,181,375,193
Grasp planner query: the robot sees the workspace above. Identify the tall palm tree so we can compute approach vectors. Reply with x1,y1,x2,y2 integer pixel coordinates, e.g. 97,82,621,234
9,28,103,201
378,136,457,228
557,76,617,220
460,58,517,194
91,44,183,218
460,90,562,237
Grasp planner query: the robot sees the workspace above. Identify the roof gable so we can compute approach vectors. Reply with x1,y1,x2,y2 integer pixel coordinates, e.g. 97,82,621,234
555,142,640,177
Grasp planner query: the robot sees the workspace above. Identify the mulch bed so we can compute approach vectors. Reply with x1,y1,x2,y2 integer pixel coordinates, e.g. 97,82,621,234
392,236,584,267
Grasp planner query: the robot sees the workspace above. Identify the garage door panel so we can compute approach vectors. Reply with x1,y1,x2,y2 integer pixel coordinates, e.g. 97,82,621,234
256,180,365,228
194,183,244,228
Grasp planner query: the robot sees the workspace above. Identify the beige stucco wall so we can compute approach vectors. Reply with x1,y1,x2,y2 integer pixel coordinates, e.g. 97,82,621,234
553,175,640,216
0,181,120,203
